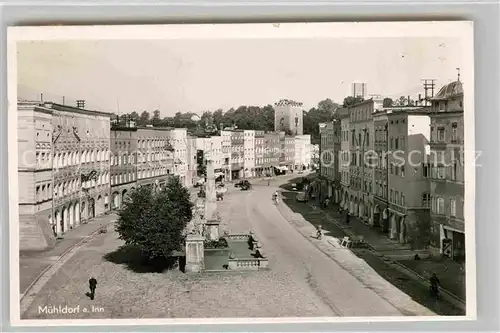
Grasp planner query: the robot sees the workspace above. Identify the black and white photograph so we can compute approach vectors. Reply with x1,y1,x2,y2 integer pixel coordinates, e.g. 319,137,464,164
8,22,475,325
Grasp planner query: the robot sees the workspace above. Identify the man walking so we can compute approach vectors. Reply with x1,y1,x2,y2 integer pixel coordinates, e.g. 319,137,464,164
88,277,97,300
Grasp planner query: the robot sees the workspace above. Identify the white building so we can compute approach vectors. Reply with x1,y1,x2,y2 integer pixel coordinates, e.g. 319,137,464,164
169,128,188,187
243,130,255,178
210,136,223,172
221,130,232,180
186,136,197,187
294,134,312,171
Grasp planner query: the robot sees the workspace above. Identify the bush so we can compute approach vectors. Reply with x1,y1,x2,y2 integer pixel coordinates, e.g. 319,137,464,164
115,176,193,259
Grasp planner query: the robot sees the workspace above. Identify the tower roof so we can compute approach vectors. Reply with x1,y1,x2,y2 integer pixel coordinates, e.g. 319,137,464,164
431,80,463,101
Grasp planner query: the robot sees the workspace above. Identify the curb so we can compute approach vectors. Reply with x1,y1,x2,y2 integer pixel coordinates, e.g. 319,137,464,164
307,202,466,311
20,219,115,307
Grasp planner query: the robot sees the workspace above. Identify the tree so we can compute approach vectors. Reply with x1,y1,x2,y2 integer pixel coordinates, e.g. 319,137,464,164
152,110,160,125
396,96,407,106
138,111,150,126
383,98,394,108
342,96,365,108
115,177,193,260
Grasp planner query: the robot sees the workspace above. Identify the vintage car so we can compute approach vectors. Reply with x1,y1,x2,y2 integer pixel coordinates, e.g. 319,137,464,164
235,180,251,188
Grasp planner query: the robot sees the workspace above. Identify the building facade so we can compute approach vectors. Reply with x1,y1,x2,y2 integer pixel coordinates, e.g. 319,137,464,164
230,130,244,180
285,135,296,172
372,110,389,230
170,128,188,187
221,130,232,180
339,109,351,210
254,131,265,177
110,124,138,210
243,130,255,178
428,80,465,260
186,136,198,187
18,101,111,251
136,127,175,189
274,99,304,135
264,132,280,176
294,134,312,171
348,99,378,223
387,109,431,248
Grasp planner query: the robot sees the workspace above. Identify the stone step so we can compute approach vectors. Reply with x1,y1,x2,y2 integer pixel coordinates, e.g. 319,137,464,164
19,215,56,251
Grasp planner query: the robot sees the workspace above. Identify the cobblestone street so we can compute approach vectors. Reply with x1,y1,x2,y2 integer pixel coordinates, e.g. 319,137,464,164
22,177,428,319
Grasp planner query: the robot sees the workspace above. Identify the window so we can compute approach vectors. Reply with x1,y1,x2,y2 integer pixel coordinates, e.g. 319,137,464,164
437,197,445,214
401,194,405,207
395,138,399,149
439,101,445,111
390,189,394,203
422,193,430,207
452,123,458,142
390,138,394,149
450,199,456,217
395,190,400,205
36,186,41,202
437,127,445,142
423,163,429,177
366,132,370,146
451,161,457,180
390,163,394,174
401,165,405,177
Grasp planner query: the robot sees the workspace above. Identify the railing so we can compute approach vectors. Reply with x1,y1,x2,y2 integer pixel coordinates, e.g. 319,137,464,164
228,258,269,270
225,234,250,241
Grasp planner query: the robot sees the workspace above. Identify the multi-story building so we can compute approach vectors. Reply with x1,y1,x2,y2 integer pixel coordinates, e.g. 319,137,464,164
372,110,389,230
136,127,174,189
254,131,266,177
264,132,280,176
339,108,351,210
319,122,335,201
387,108,431,247
110,121,138,209
186,136,198,187
294,134,312,171
428,80,465,260
221,130,232,180
285,135,295,172
210,135,223,174
274,99,304,135
348,98,381,224
18,101,111,251
243,130,255,178
169,128,188,187
230,130,244,180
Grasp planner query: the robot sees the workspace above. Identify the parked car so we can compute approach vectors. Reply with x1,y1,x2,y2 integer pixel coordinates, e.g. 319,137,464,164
291,183,297,191
235,180,251,188
296,192,306,202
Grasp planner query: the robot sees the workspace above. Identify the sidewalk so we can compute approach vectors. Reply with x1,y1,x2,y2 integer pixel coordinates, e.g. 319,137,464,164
315,199,466,302
20,213,117,294
278,192,464,315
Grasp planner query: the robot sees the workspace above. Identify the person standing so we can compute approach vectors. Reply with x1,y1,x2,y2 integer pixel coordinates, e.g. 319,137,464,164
345,212,350,225
88,277,97,300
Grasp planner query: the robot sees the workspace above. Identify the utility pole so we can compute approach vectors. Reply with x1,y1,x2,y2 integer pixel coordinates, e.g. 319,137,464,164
421,79,436,106
456,67,461,82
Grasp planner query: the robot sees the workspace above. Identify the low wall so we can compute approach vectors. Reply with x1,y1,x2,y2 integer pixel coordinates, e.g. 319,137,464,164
228,258,269,270
225,234,250,241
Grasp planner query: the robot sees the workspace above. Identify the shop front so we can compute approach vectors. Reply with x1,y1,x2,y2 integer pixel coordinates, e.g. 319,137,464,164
440,223,465,262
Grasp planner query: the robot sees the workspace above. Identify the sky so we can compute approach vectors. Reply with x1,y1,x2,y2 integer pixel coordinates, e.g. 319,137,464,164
17,37,464,117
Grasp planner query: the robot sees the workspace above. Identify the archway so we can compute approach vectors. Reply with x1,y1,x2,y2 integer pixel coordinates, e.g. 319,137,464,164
104,193,109,211
112,191,120,209
122,189,128,205
88,198,95,219
62,206,69,234
97,195,103,216
68,203,74,229
54,210,61,237
373,205,381,228
74,202,80,226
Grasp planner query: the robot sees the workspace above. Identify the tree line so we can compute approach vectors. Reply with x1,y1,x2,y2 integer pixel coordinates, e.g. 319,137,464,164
112,95,413,143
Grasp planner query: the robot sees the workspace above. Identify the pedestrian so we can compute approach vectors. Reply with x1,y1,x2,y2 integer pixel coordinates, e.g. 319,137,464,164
345,212,350,225
429,273,440,299
88,277,97,300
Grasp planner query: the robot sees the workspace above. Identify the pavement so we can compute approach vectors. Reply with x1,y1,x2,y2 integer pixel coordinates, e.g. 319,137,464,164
278,185,464,315
20,213,118,295
20,176,430,319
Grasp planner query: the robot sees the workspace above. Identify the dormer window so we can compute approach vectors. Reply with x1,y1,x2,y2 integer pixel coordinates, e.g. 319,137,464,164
439,101,446,112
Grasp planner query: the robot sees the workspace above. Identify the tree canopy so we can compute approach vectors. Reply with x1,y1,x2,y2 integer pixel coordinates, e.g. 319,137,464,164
115,177,193,259
115,98,341,142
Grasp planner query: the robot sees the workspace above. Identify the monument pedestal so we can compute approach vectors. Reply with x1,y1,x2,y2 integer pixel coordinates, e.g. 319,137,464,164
205,219,220,241
185,234,205,273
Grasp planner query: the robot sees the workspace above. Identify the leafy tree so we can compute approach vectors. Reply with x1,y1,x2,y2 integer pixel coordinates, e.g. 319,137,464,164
130,111,140,120
138,111,150,126
383,98,394,107
115,177,193,259
342,96,365,108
